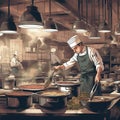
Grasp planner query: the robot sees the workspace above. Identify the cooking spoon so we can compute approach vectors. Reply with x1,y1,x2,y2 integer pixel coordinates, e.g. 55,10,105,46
44,69,55,88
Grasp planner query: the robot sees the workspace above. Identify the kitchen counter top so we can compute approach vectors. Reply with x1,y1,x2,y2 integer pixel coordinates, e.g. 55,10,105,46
0,104,110,120
0,89,116,120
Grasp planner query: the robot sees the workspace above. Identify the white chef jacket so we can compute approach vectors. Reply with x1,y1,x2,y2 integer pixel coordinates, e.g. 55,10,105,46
51,52,61,65
10,57,20,67
63,46,104,71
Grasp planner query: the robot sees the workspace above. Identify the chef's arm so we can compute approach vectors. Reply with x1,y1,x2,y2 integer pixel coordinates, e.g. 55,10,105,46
54,65,65,70
95,67,103,83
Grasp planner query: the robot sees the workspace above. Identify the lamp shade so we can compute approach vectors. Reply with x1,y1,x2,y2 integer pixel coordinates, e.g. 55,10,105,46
18,6,43,29
89,27,100,39
115,23,120,35
0,32,3,36
44,17,58,32
0,16,17,34
98,20,111,33
73,20,88,33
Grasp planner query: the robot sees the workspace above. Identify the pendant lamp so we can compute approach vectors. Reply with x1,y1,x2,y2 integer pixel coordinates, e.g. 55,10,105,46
89,27,100,39
89,0,100,39
109,35,118,45
44,0,58,32
98,0,111,33
73,0,87,33
18,0,43,29
0,0,17,34
115,0,120,35
0,32,3,36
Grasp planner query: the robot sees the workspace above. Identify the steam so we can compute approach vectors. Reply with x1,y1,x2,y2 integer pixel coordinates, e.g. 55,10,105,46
19,29,51,78
21,29,51,47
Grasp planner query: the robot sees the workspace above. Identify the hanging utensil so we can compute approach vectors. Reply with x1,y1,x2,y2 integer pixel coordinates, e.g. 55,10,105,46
89,82,99,101
44,69,55,88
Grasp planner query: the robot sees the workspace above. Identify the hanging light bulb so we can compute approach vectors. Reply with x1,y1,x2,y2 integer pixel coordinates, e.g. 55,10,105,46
0,32,3,36
73,0,87,33
89,27,100,39
44,0,58,32
115,23,120,35
44,17,58,32
89,0,100,39
98,0,111,33
110,35,118,45
0,0,17,34
98,20,111,33
73,20,87,33
18,0,43,29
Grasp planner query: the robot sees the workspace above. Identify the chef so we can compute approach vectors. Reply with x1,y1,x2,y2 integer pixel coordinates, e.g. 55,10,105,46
50,47,61,66
10,53,23,77
54,35,104,95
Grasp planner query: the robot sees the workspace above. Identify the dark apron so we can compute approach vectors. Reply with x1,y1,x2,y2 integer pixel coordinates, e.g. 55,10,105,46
77,47,101,95
11,67,19,76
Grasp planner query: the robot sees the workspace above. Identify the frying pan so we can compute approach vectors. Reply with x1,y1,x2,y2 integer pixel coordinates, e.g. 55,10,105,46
81,94,120,113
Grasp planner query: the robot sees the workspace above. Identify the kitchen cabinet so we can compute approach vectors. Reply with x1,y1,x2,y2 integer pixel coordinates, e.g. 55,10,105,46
98,48,110,78
110,48,120,72
110,48,120,80
99,47,120,79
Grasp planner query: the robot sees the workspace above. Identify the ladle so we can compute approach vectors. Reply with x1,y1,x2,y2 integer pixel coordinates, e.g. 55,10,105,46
44,69,55,88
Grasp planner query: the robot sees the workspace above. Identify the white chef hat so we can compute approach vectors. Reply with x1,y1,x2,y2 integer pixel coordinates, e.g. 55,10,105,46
67,35,82,48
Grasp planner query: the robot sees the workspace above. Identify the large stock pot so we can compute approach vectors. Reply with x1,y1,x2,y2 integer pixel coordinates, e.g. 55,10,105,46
37,88,70,110
5,91,33,108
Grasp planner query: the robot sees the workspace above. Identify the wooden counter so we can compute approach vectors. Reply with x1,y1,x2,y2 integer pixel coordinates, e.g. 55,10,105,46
0,89,114,120
0,104,109,120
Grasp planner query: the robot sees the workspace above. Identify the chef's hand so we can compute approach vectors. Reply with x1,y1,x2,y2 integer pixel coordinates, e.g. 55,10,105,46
54,65,65,70
95,67,102,83
95,73,101,83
